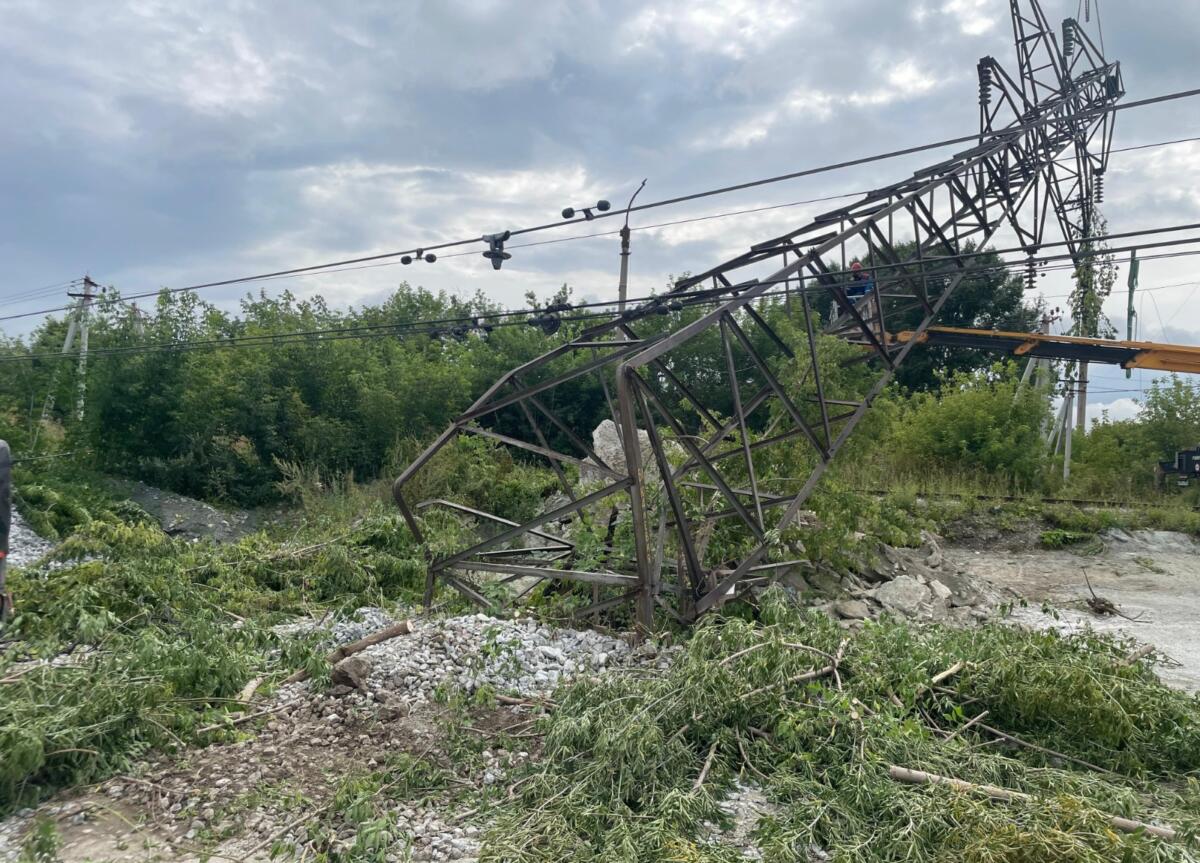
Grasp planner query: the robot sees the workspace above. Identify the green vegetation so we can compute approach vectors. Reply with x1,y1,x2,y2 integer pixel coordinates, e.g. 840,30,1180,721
485,592,1200,862
3,262,1200,859
2,269,1198,510
885,362,1051,487
0,483,438,812
1038,528,1095,549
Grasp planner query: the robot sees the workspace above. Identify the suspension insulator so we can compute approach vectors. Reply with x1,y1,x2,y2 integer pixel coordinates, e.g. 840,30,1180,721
1062,19,1076,58
1094,173,1105,204
977,60,992,108
1025,256,1037,293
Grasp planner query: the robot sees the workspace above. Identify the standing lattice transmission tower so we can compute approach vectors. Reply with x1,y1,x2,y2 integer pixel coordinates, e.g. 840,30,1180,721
393,0,1122,630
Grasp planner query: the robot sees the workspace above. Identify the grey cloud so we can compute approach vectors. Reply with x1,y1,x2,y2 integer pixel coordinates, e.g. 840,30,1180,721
1,0,1198,339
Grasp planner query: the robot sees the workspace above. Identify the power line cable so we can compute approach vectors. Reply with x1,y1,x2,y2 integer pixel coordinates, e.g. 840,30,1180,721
4,86,1199,325
1,279,84,305
10,208,1200,333
6,241,1200,366
5,134,1194,315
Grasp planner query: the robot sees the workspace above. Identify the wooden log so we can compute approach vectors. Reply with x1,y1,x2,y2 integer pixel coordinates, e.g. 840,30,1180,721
282,619,414,685
930,661,964,686
1117,644,1155,667
237,677,263,704
694,740,719,790
888,766,1177,841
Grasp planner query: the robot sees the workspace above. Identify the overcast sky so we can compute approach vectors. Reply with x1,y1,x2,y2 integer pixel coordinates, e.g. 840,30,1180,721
2,0,1198,421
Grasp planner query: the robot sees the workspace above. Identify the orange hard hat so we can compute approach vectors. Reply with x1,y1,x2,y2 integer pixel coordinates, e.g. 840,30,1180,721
850,261,863,271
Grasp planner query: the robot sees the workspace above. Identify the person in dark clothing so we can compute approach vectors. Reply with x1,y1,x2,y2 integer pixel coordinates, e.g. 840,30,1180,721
831,260,875,321
847,261,874,298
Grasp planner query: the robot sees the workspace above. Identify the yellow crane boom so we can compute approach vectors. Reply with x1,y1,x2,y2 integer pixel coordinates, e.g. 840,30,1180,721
892,326,1200,374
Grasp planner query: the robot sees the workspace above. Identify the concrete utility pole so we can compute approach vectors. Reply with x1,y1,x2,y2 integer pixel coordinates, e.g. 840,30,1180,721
71,276,98,422
31,277,99,448
1062,379,1074,481
617,180,647,316
1075,360,1089,431
1126,249,1139,378
1019,312,1053,390
33,297,82,448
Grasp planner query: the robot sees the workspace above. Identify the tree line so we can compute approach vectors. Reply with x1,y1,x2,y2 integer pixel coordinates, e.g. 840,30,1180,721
1,245,1196,507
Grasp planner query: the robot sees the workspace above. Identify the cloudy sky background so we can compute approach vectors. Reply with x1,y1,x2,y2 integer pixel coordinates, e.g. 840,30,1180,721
2,0,1198,423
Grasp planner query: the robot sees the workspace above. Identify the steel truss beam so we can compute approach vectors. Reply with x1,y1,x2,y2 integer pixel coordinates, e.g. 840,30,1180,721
393,0,1122,631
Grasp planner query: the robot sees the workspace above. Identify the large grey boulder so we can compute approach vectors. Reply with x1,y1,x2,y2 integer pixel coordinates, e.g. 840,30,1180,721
872,575,932,617
331,655,372,691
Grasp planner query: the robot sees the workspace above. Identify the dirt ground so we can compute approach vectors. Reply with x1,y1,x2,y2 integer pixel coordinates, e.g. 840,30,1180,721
1,690,538,863
945,529,1200,691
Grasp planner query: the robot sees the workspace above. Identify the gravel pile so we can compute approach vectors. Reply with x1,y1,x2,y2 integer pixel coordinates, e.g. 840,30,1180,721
5,508,54,568
395,800,481,860
297,610,667,704
0,811,30,863
0,606,671,863
331,606,396,644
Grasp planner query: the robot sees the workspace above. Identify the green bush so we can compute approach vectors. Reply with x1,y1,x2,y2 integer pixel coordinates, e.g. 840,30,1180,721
885,362,1051,489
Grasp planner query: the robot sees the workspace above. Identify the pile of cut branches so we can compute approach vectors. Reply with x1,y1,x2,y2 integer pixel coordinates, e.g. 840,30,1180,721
0,508,432,811
484,590,1200,862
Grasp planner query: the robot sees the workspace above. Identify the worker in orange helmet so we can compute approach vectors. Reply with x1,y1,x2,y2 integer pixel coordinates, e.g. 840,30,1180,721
848,261,873,298
843,260,878,326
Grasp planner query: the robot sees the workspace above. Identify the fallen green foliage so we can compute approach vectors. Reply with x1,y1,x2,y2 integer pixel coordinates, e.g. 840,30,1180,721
297,755,456,863
484,591,1200,862
10,480,152,542
0,502,438,812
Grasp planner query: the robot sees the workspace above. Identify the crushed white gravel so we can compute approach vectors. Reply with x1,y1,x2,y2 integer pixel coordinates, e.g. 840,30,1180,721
5,508,54,569
279,608,668,706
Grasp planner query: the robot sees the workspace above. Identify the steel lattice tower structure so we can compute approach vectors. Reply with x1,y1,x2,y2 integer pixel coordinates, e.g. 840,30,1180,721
393,0,1123,630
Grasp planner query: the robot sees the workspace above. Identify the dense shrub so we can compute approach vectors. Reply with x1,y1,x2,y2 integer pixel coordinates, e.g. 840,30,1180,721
885,362,1050,488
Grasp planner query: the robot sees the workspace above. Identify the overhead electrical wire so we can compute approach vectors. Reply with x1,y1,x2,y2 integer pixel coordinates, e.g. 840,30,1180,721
5,238,1200,367
80,132,1200,292
8,236,1200,363
4,86,1200,325
5,206,1200,331
4,134,1197,315
6,224,1200,359
1,278,84,305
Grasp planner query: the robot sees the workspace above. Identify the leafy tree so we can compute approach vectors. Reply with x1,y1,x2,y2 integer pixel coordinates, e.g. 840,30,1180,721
1068,417,1158,497
1137,375,1200,459
1068,215,1117,340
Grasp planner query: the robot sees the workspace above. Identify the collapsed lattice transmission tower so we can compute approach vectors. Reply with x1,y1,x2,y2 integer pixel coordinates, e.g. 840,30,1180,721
394,0,1123,629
